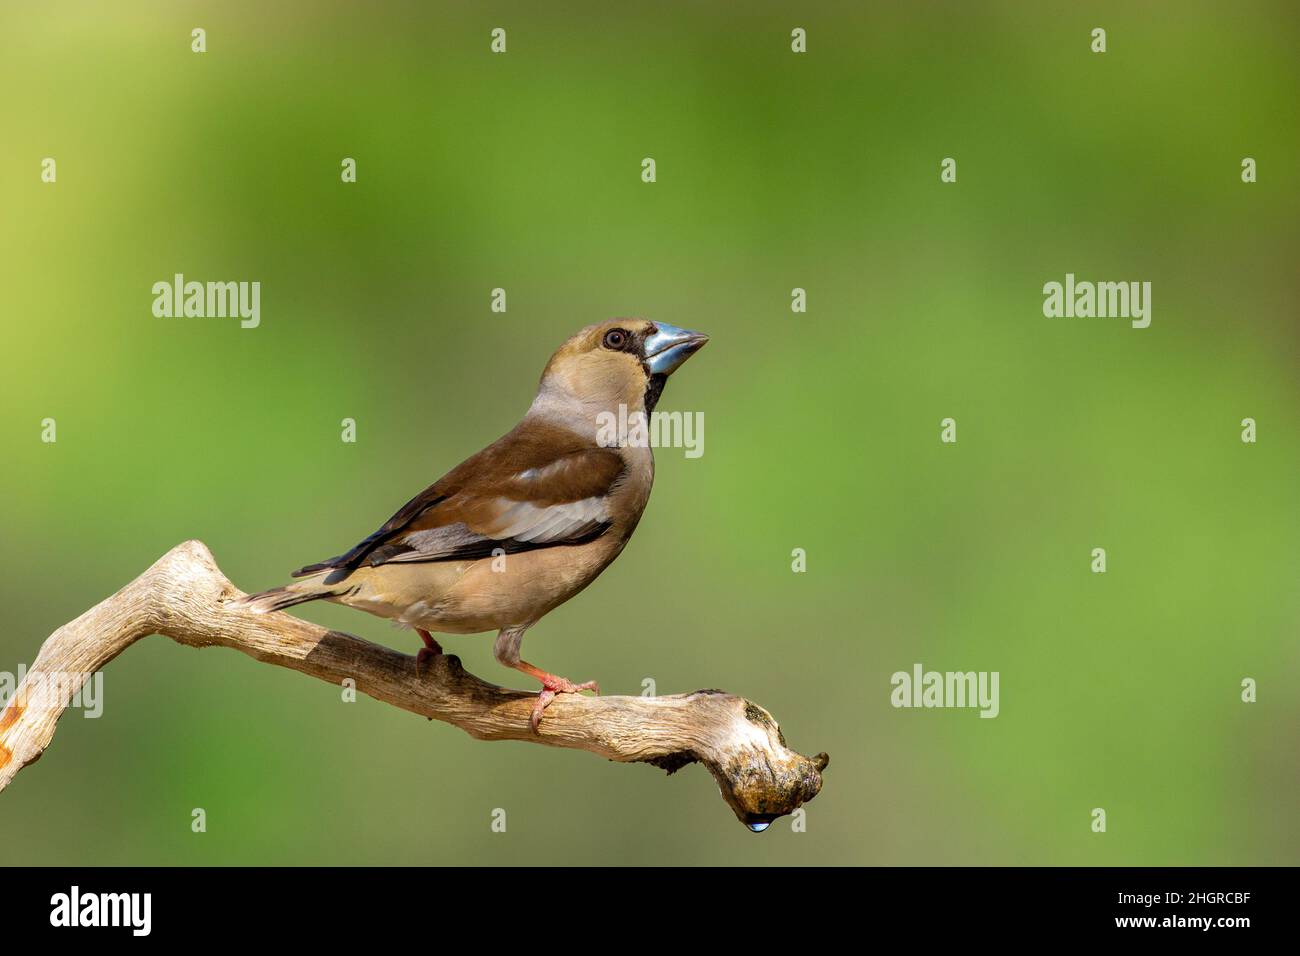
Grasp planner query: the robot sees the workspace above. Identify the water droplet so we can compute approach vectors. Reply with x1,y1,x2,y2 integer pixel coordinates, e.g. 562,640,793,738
747,821,770,832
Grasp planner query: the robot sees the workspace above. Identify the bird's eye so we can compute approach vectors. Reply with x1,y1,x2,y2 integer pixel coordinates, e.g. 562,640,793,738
602,329,628,350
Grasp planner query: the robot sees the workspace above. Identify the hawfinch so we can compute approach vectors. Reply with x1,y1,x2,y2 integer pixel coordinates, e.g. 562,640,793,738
238,319,708,729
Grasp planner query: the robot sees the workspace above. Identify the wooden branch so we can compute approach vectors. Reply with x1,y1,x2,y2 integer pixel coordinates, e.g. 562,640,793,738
0,541,827,828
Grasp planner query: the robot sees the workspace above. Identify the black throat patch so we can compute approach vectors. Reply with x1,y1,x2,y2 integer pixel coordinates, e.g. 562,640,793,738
643,373,668,414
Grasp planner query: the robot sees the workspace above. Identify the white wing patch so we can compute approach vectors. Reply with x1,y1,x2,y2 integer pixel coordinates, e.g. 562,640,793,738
398,496,610,556
515,459,572,483
492,497,609,542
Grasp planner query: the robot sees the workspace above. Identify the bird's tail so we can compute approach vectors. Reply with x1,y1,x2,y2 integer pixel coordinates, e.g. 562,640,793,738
232,571,349,614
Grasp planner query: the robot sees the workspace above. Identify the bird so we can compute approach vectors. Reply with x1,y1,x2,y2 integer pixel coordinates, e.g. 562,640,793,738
235,319,708,729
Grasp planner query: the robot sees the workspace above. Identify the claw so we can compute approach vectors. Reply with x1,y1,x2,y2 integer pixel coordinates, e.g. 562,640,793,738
415,629,443,677
530,690,557,731
528,676,600,732
416,647,438,678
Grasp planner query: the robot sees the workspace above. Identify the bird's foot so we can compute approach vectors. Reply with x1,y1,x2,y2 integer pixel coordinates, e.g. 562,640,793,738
530,674,600,732
416,647,439,678
415,629,444,678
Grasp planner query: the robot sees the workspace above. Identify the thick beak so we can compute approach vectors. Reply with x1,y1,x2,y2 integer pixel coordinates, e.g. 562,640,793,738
644,323,709,376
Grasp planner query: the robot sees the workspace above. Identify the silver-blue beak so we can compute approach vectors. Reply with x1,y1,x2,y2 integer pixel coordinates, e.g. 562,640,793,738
644,323,709,376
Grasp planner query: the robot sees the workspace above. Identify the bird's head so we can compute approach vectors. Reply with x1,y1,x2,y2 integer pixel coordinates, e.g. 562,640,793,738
534,318,709,419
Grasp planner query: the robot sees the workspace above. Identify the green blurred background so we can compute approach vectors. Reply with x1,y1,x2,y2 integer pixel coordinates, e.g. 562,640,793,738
1,1,1296,865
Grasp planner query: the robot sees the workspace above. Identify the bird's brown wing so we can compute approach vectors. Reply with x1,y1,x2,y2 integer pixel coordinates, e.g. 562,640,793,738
292,421,625,578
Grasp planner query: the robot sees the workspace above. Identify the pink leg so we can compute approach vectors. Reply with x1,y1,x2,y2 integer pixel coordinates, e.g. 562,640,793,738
511,660,600,731
415,628,443,677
